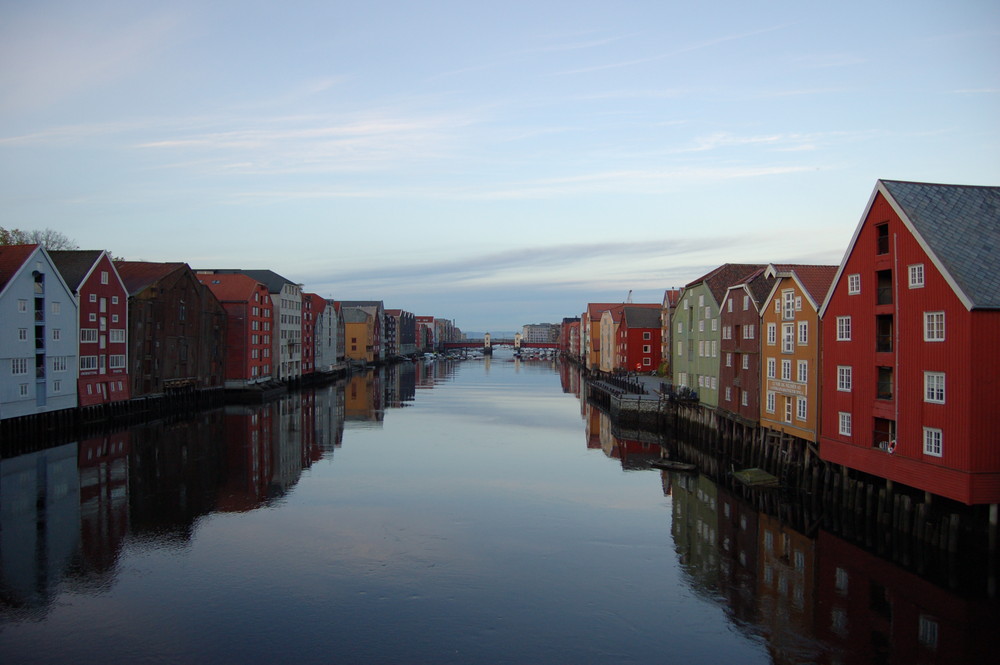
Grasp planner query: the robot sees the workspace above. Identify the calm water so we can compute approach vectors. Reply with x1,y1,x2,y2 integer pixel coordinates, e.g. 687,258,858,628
1,354,996,664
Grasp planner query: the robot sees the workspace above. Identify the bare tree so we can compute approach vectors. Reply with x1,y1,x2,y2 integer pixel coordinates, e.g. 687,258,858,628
0,227,79,249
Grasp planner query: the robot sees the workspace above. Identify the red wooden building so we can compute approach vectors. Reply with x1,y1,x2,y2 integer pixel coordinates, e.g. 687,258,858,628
50,250,131,406
616,306,662,372
819,180,1000,505
199,273,273,388
718,268,772,424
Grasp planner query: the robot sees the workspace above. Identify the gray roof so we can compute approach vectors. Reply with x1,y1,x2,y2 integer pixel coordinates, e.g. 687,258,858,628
49,250,103,292
881,180,1000,308
623,306,661,329
342,307,371,323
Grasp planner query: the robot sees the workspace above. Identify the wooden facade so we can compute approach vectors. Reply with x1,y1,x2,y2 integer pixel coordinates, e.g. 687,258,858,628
718,270,771,424
819,181,1000,505
200,274,273,389
116,262,227,397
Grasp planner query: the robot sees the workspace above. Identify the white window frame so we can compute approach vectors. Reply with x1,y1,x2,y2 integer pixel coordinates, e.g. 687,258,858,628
923,427,943,457
837,366,852,392
782,323,794,353
839,412,852,436
81,328,98,343
766,323,776,346
796,397,807,421
924,372,945,404
836,316,851,341
797,360,808,383
847,274,861,295
742,354,749,370
766,392,775,413
909,264,925,289
767,357,776,379
924,312,945,341
80,355,98,371
781,359,792,381
11,358,28,375
744,325,754,340
797,321,808,346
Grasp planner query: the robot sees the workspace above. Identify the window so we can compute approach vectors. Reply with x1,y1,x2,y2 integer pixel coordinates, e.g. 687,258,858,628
924,312,945,341
88,313,96,322
742,354,749,370
19,384,29,397
797,360,808,383
782,291,795,320
52,356,67,372
109,355,126,369
848,274,861,295
11,358,28,375
698,320,704,332
677,322,683,333
743,295,749,310
80,356,98,371
767,323,776,345
839,412,852,436
51,302,60,315
766,392,775,413
784,397,793,423
52,328,61,341
782,323,794,352
18,328,27,341
837,366,852,391
909,264,925,288
836,316,851,341
100,270,109,284
643,332,651,340
741,391,748,407
767,357,776,379
727,299,733,312
676,341,682,356
725,386,732,401
876,222,889,254
90,293,97,302
744,325,754,340
81,329,98,343
711,318,717,332
112,296,119,305
925,372,945,403
18,299,27,312
699,341,705,357
919,615,939,650
110,329,125,343
797,321,808,345
797,397,807,421
924,428,943,457
53,380,61,392
781,359,792,381
642,345,651,353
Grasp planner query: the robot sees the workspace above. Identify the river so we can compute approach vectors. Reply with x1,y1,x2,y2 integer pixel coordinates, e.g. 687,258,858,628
0,353,996,664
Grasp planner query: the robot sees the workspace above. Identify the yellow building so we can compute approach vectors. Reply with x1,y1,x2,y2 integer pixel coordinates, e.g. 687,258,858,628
342,307,375,363
759,265,837,443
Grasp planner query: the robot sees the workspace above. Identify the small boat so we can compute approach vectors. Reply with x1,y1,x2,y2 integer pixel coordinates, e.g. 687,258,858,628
731,467,779,487
648,459,697,472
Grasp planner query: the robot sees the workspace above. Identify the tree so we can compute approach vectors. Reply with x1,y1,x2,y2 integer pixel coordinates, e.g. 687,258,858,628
0,227,78,249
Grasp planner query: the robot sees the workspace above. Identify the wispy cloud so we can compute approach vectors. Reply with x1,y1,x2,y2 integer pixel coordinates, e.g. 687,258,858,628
554,23,792,75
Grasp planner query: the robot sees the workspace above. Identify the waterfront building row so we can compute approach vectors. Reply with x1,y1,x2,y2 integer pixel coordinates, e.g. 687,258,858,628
564,179,1000,506
0,251,463,421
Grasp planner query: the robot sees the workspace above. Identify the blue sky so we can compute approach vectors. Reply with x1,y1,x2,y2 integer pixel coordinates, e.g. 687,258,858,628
2,1,997,332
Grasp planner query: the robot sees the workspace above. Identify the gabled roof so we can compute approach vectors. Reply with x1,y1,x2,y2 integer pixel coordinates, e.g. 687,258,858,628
586,302,625,321
114,261,188,296
0,244,38,294
48,250,105,292
763,264,838,313
342,307,372,323
662,289,682,309
685,263,767,305
881,180,1000,309
622,306,661,329
199,273,264,303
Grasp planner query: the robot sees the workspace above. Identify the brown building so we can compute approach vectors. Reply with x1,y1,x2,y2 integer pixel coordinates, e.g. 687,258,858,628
115,261,227,397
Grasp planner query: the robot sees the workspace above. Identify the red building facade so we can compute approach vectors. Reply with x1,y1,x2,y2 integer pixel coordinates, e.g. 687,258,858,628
819,180,1000,505
50,250,131,406
616,307,661,372
718,269,771,424
200,274,272,388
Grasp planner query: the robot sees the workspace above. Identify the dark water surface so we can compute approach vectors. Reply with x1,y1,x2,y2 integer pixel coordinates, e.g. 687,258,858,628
1,355,996,664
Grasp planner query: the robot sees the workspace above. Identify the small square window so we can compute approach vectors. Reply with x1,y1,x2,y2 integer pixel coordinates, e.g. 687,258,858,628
839,412,852,436
909,264,925,288
923,428,942,457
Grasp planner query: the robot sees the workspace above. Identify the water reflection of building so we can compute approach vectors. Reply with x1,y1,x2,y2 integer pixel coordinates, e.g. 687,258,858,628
77,431,131,585
671,472,721,593
345,371,384,426
717,486,759,626
384,363,417,408
756,513,821,664
815,530,1000,664
0,443,80,614
218,404,274,512
312,381,345,457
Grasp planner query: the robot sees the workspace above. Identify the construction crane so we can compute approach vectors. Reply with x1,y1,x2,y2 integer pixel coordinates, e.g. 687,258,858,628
625,289,633,304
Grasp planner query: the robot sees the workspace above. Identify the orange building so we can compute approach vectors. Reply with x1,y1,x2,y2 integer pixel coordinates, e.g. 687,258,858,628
759,264,837,443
